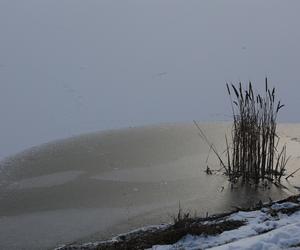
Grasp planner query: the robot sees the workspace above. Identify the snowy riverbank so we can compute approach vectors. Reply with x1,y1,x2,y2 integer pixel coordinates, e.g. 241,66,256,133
153,198,300,250
56,195,300,250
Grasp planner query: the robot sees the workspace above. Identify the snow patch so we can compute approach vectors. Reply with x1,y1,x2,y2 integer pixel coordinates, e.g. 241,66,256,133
152,201,300,250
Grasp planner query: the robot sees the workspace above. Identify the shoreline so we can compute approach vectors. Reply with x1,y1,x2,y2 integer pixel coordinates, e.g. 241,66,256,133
55,194,300,250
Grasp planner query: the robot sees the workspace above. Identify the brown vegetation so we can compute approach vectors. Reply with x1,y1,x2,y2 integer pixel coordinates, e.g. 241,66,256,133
194,79,289,183
225,78,289,182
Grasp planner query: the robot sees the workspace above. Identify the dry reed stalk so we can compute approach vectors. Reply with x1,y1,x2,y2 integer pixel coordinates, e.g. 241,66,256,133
226,78,288,182
194,79,289,183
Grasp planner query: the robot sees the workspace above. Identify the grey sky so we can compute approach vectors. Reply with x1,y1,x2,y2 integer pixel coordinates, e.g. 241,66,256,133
1,0,300,159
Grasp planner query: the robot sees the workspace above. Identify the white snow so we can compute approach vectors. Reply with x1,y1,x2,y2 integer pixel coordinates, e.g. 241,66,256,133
152,201,300,250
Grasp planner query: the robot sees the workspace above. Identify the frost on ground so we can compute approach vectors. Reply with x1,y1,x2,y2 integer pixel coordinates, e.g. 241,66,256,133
152,200,300,250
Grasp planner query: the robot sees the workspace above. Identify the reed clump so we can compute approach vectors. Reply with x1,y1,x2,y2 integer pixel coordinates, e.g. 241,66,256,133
225,78,289,182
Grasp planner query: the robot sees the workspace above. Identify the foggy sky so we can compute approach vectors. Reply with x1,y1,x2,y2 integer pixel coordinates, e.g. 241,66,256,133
1,0,300,159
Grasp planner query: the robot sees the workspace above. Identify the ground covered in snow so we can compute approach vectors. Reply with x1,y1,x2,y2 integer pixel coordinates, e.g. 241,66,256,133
152,198,300,250
57,195,300,250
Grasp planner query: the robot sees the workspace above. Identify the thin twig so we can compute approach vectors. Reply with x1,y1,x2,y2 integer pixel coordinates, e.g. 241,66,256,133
286,167,300,180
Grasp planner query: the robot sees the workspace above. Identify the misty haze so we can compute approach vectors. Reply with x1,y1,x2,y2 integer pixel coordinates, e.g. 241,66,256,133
1,1,300,250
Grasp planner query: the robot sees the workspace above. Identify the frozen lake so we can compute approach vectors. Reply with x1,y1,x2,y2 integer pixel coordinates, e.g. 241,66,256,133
1,123,300,249
1,1,300,249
